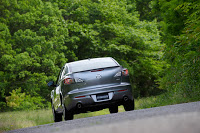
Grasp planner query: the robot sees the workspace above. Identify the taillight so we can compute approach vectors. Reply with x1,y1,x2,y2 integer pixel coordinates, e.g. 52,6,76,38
63,78,74,85
91,69,104,72
75,96,86,98
118,89,128,92
122,68,129,76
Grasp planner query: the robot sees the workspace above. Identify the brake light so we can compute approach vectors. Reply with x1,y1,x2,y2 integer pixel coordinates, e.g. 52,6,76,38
75,96,86,98
118,89,128,92
63,78,74,85
91,69,104,72
122,69,129,76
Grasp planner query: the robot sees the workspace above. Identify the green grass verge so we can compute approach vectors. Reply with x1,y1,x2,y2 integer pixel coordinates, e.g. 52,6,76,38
0,106,125,132
136,92,200,109
0,109,53,132
0,93,199,132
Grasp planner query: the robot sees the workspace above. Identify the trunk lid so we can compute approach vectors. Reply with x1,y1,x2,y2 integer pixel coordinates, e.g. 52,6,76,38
73,66,121,89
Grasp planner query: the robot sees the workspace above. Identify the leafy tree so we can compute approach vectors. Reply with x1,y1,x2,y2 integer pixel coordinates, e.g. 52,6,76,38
159,1,200,100
0,0,164,111
57,0,165,97
0,0,72,111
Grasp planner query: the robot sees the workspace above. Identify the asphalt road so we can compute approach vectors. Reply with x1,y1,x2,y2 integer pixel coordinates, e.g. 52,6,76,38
7,101,200,133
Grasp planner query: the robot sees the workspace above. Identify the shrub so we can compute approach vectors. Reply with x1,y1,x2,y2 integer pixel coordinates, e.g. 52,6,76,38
6,88,45,111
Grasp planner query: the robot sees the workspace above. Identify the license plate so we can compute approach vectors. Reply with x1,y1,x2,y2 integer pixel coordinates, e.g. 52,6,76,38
96,93,109,101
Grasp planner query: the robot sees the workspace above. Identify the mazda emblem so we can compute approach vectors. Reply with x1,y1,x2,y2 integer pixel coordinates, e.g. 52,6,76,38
96,74,102,79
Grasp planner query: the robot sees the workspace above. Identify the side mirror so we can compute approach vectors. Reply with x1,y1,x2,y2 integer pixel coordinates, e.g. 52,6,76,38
47,81,56,87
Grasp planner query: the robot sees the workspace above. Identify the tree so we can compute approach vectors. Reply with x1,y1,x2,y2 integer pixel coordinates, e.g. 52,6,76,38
57,0,165,97
0,0,164,111
159,1,200,100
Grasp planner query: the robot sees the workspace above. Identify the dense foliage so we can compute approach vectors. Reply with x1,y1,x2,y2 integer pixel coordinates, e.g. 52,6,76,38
0,0,199,111
158,1,200,100
138,0,200,101
0,0,164,111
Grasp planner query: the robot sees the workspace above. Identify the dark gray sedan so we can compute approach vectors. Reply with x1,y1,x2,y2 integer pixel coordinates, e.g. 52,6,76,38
48,57,134,122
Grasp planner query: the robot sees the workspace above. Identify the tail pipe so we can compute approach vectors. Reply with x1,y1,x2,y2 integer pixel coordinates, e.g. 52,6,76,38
123,96,128,102
76,103,82,109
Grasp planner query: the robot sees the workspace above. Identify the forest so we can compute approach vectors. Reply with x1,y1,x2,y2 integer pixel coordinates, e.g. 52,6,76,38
0,0,199,111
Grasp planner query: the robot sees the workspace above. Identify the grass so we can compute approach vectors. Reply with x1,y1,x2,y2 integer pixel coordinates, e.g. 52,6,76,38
0,105,126,132
74,105,125,119
136,91,200,109
0,109,53,132
1,93,199,132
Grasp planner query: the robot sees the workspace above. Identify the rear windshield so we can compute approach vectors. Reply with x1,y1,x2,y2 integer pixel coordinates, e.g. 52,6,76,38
68,58,119,73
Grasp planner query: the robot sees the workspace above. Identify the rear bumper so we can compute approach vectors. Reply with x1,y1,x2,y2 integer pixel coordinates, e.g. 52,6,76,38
63,82,133,113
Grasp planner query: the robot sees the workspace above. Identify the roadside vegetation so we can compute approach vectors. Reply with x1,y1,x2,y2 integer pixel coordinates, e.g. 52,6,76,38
1,95,198,132
0,0,199,132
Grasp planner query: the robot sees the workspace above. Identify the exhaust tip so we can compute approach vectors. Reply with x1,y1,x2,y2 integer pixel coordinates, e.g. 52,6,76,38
77,103,82,109
123,96,128,102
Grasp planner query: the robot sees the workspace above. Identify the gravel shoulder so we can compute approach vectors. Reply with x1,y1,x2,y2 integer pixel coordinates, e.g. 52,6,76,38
7,101,200,133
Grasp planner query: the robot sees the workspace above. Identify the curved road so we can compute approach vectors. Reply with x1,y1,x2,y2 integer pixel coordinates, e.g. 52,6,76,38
7,101,200,133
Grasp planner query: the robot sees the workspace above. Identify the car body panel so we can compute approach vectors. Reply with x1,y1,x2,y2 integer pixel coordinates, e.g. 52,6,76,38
64,83,133,111
50,57,134,115
72,66,122,89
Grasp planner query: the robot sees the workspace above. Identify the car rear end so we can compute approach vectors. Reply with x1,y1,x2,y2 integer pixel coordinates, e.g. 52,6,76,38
61,57,133,113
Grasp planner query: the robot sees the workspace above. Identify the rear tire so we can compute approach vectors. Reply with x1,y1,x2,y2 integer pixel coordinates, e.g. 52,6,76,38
63,106,74,121
109,106,118,113
123,99,134,111
52,104,62,122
